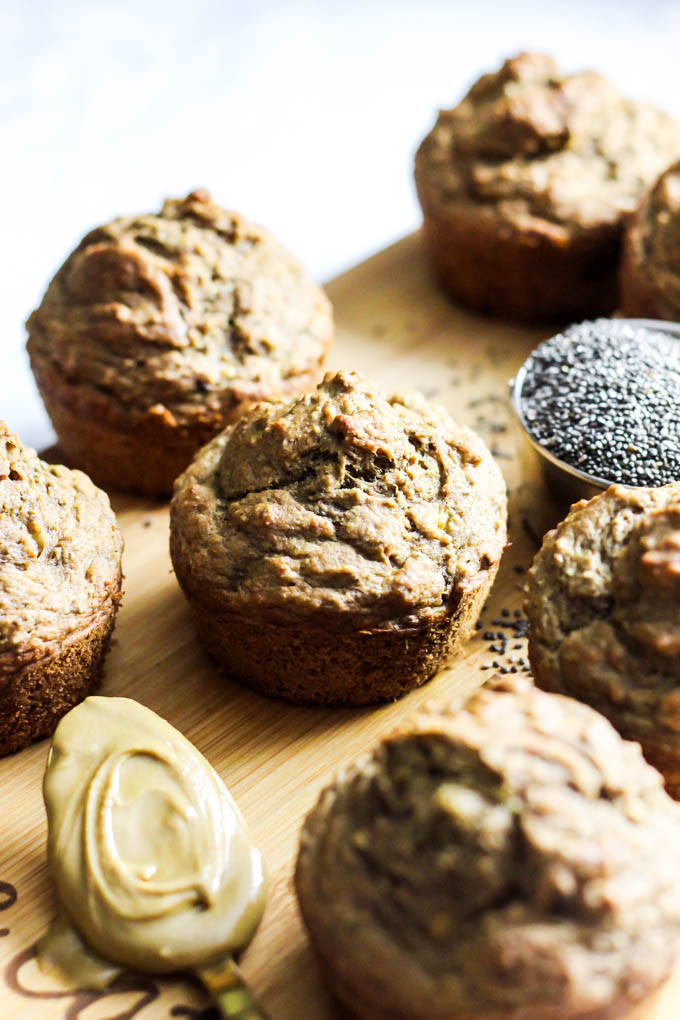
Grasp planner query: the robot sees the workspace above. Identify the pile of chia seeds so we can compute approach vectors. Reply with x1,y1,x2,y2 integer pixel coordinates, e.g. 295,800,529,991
518,319,680,488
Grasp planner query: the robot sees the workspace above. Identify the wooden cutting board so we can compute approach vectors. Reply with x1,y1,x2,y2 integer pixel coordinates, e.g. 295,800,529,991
1,233,677,1019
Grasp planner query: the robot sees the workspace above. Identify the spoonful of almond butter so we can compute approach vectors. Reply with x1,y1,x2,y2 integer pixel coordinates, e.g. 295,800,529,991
39,696,268,1019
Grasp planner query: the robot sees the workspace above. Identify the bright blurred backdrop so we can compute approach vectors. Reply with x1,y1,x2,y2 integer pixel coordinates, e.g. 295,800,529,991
3,0,679,447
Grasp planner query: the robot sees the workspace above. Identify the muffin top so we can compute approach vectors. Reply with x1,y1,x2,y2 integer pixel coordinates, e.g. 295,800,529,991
26,190,333,423
526,482,680,738
170,370,507,629
623,159,680,317
0,423,122,670
415,52,680,242
296,678,680,1019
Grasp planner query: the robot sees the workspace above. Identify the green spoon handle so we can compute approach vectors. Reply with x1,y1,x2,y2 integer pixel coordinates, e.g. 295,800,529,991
195,955,270,1020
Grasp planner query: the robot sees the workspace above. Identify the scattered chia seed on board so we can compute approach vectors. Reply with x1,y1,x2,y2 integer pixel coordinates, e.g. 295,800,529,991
466,391,512,462
518,319,680,487
477,607,531,676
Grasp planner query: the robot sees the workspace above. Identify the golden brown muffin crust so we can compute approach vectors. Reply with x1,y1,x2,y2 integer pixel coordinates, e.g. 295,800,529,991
0,423,123,678
0,423,122,753
0,612,116,756
621,159,680,319
526,483,680,789
26,190,333,428
170,370,507,631
416,53,680,245
296,679,680,1019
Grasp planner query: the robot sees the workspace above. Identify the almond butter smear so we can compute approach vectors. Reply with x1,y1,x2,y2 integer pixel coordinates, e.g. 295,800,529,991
41,697,266,978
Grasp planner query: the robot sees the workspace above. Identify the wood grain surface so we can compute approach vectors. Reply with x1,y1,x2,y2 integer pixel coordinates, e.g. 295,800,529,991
1,233,677,1019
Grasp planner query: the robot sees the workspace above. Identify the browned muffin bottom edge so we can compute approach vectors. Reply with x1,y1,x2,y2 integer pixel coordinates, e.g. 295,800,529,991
182,570,495,706
417,207,620,324
0,593,121,756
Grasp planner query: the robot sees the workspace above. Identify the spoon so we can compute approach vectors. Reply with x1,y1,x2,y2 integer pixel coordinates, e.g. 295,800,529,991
41,697,271,1018
197,955,270,1019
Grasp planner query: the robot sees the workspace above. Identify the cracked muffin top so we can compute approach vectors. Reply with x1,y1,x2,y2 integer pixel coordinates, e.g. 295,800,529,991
0,423,122,670
416,52,680,242
296,678,680,1019
622,159,680,319
170,371,507,629
26,190,333,423
526,482,680,741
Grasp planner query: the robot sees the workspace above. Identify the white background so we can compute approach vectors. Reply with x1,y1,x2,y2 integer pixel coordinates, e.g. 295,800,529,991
3,0,680,449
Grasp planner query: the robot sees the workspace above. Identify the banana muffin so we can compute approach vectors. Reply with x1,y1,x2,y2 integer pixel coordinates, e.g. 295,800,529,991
169,370,507,705
26,190,334,497
526,481,680,795
296,678,680,1020
621,159,680,320
0,423,122,755
414,52,680,322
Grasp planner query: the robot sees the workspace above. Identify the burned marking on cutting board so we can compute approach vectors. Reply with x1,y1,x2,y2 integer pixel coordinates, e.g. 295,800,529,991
4,938,215,1019
0,879,17,937
6,945,159,1018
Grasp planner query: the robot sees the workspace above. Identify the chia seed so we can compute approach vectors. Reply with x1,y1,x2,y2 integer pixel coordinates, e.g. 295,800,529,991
477,606,531,676
517,319,680,488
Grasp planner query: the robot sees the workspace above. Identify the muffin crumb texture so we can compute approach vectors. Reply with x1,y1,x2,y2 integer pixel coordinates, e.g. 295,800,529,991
0,423,123,754
621,158,680,320
27,191,332,420
26,191,333,495
417,52,680,240
170,370,507,703
415,52,680,321
296,679,680,1019
526,482,680,794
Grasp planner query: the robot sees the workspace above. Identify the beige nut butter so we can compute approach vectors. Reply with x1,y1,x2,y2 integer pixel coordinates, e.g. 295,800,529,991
42,696,266,975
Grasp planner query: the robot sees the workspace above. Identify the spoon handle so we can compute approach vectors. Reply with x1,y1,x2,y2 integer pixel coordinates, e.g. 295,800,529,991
195,955,270,1020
